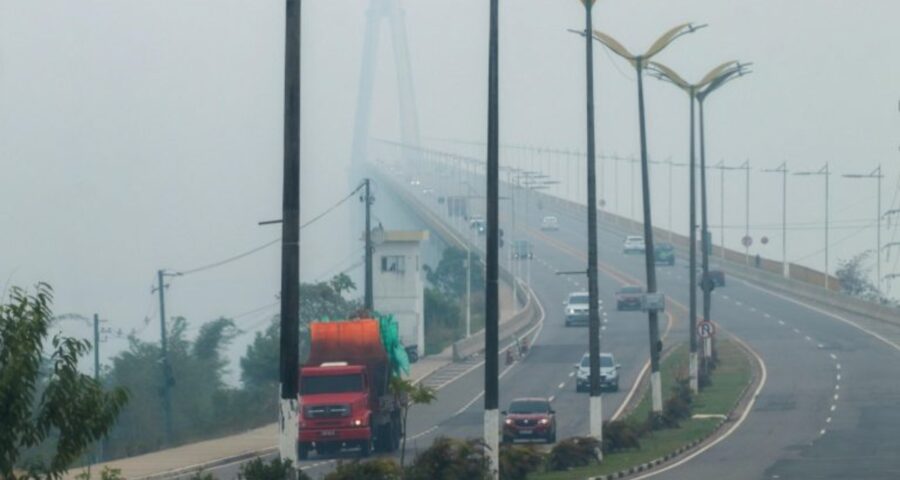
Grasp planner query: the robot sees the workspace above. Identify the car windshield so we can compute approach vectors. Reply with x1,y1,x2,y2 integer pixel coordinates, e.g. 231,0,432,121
569,295,589,304
508,400,550,414
581,356,614,368
300,374,363,395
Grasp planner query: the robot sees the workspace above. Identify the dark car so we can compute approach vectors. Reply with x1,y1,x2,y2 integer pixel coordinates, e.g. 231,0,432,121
654,243,675,266
502,398,556,444
512,240,533,260
700,269,726,288
616,285,644,311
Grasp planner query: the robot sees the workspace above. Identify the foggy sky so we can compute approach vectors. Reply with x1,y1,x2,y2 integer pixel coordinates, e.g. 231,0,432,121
1,1,898,381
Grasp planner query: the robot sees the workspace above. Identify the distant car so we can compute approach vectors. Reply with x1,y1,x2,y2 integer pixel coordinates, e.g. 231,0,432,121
564,291,592,327
654,243,675,266
616,285,644,311
700,269,726,288
512,240,534,260
540,216,559,231
502,398,556,444
469,217,486,235
409,178,421,186
421,187,434,195
623,235,646,254
575,352,620,392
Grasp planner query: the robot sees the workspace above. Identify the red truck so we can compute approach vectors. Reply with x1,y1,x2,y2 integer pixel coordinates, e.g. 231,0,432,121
297,318,403,460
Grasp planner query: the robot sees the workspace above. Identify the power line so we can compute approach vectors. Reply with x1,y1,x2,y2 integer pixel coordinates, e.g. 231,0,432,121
175,184,365,277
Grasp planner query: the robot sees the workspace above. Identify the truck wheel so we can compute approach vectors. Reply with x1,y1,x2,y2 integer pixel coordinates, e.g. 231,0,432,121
359,439,372,458
297,442,309,461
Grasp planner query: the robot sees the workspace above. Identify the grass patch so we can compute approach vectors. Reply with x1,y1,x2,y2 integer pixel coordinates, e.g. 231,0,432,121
529,339,752,480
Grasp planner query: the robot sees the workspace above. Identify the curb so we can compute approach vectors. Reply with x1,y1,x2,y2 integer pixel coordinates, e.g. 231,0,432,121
586,338,760,480
134,447,278,480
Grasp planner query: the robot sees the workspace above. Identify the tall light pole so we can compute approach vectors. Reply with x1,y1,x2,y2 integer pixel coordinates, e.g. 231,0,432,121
279,0,301,466
795,163,831,289
484,0,500,475
591,22,705,414
647,60,742,393
695,63,751,340
577,0,603,445
843,165,884,291
708,160,750,261
762,163,790,278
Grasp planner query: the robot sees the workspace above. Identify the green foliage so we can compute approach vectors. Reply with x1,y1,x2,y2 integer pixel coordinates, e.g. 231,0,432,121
185,470,215,480
0,284,129,479
74,466,125,480
299,273,361,323
405,437,491,480
602,420,641,453
237,457,308,480
545,437,601,472
324,459,402,480
424,247,484,297
423,288,461,354
389,377,437,467
499,444,544,480
646,378,694,431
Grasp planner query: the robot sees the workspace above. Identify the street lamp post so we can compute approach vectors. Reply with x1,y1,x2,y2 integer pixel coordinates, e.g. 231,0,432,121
843,165,884,291
576,0,604,445
762,163,790,278
590,22,705,414
695,64,751,348
646,60,745,393
795,163,831,290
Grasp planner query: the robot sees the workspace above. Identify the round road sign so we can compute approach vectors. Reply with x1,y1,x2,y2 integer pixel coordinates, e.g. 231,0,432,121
742,235,753,248
761,236,769,245
697,321,716,339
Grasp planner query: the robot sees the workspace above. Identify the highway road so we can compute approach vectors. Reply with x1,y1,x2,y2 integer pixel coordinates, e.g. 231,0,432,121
207,163,900,479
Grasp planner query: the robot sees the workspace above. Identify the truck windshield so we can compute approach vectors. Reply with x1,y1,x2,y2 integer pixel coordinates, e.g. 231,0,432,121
300,374,363,394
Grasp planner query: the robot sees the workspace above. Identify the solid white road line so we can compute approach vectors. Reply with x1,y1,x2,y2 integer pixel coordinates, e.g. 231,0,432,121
629,333,768,480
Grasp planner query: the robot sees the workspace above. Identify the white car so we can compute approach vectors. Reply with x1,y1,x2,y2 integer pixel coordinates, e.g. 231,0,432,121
564,291,599,327
575,352,620,392
540,216,559,231
623,235,646,254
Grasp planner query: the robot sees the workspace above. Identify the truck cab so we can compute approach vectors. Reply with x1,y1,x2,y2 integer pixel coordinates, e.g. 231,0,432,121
298,363,374,458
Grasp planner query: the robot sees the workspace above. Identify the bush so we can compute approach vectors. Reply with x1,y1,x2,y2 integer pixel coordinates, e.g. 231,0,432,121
324,459,402,480
546,437,600,471
499,444,544,480
405,437,491,480
602,420,641,453
648,378,694,430
238,457,309,480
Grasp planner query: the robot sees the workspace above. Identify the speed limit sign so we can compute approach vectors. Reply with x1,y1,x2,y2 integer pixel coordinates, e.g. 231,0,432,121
697,321,716,339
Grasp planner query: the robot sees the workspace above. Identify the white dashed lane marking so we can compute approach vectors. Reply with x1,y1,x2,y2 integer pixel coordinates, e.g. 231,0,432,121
829,353,838,360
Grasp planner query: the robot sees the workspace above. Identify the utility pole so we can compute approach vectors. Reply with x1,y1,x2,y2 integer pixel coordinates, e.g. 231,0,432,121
154,270,176,446
763,163,789,278
844,166,884,291
484,0,500,476
279,0,301,465
795,163,830,289
579,0,604,446
363,178,374,310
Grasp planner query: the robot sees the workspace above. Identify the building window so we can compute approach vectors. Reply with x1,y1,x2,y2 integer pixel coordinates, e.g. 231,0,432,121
381,255,405,273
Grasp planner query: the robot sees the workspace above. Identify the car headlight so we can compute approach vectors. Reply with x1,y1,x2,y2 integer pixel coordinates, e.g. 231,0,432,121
566,308,575,315
539,418,549,425
504,418,513,425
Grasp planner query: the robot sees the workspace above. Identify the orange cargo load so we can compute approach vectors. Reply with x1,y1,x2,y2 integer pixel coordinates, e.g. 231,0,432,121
306,318,387,367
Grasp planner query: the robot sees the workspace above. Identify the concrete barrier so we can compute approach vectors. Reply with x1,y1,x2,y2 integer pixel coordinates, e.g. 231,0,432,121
533,188,900,327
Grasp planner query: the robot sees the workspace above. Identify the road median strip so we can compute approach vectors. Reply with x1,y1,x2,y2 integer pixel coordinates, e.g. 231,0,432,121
529,337,759,480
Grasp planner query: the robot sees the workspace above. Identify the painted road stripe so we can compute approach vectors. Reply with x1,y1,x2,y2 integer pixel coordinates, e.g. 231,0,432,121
829,353,837,360
558,382,565,389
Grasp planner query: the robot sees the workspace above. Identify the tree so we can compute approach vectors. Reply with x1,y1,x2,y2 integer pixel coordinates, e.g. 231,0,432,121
0,284,128,479
836,252,881,300
240,275,363,391
389,377,437,468
424,247,484,297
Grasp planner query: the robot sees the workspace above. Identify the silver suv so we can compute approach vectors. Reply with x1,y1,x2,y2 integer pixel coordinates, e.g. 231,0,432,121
564,292,591,327
575,352,620,392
